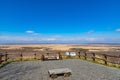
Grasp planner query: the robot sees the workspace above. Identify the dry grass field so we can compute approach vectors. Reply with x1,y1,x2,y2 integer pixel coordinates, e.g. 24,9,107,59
0,44,120,50
0,44,120,55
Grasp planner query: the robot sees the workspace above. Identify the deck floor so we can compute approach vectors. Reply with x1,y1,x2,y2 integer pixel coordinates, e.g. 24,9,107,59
0,59,120,80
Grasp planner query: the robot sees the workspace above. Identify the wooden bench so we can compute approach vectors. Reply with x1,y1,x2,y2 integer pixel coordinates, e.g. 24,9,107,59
48,68,72,79
41,55,60,61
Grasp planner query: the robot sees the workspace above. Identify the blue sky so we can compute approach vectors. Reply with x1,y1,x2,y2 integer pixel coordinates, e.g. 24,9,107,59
0,0,120,43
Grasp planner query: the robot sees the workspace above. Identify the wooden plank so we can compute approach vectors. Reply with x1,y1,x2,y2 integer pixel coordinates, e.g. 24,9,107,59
44,56,60,61
106,60,120,64
48,68,72,75
103,54,120,58
94,57,105,61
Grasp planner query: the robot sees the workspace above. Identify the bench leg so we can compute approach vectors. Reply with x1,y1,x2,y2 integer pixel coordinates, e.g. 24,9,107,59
50,74,58,79
64,72,71,77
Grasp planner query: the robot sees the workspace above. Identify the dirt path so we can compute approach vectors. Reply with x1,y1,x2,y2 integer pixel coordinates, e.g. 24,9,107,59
0,59,120,80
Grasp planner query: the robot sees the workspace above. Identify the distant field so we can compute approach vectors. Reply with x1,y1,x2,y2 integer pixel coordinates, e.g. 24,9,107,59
0,44,120,50
0,44,120,56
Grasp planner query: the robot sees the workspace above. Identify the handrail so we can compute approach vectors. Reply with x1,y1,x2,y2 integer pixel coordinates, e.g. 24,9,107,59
0,51,120,66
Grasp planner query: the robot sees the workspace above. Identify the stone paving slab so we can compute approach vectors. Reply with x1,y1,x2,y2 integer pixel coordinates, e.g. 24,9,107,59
0,59,120,80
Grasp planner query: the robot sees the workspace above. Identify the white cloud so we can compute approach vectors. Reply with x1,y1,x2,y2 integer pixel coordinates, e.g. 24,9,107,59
46,38,56,41
84,38,105,42
0,35,57,43
26,30,34,34
33,33,39,35
87,30,94,34
116,29,120,32
85,38,96,41
26,30,39,35
0,35,120,43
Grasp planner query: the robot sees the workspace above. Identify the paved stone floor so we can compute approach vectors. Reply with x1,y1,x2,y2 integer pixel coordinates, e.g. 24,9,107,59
0,59,120,80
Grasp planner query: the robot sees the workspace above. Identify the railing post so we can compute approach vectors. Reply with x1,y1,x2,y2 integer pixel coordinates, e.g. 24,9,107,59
58,52,62,60
41,55,44,61
5,52,8,61
68,51,71,58
66,51,71,59
92,53,95,62
34,52,36,59
0,54,3,63
47,53,49,56
104,54,107,65
20,52,23,61
0,54,2,60
78,52,81,58
118,55,120,64
84,52,87,60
